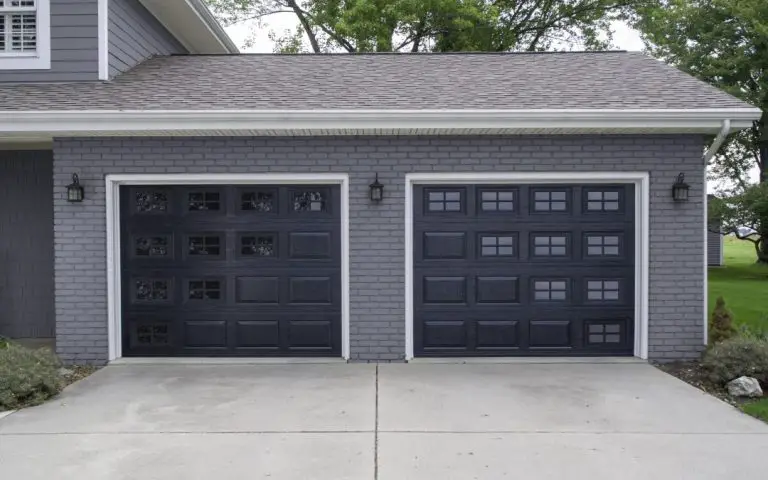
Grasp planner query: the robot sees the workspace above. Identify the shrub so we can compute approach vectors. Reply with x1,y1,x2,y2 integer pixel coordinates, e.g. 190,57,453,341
708,296,737,345
702,336,768,386
0,344,62,410
0,337,9,349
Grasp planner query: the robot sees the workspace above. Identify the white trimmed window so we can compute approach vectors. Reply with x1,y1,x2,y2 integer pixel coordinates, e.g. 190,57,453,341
0,0,50,70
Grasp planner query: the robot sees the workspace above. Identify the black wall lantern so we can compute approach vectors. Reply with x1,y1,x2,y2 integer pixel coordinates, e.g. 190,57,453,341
672,172,689,202
66,173,85,202
369,174,384,203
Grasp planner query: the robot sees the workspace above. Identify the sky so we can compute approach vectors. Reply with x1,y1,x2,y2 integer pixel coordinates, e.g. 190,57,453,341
225,16,647,53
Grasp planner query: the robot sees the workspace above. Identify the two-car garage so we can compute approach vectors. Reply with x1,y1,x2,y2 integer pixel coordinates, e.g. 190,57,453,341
116,176,640,359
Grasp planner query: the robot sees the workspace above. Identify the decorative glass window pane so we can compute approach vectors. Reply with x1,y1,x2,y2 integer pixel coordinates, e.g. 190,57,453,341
427,190,462,212
134,279,169,301
479,235,516,256
135,236,170,257
533,191,567,212
480,190,515,212
188,280,222,300
586,190,621,211
188,192,221,211
293,191,326,212
188,236,221,256
135,191,168,213
532,235,568,256
241,191,275,212
241,235,275,256
585,235,621,256
533,279,568,301
136,324,169,345
586,323,622,344
587,280,620,301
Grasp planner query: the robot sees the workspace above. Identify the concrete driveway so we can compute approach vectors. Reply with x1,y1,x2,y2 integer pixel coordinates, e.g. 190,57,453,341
1,362,767,479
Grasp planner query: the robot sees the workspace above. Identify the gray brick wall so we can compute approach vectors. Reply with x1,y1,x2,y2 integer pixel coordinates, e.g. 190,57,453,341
52,135,706,364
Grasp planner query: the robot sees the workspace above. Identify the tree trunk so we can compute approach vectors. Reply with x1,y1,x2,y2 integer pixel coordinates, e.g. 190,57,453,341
760,114,768,263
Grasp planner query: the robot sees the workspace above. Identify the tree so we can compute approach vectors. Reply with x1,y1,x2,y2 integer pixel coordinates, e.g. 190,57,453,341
630,0,768,260
709,183,768,264
206,0,635,54
631,0,767,186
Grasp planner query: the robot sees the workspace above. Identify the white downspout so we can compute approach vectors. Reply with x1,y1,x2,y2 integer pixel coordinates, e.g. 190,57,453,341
702,119,732,346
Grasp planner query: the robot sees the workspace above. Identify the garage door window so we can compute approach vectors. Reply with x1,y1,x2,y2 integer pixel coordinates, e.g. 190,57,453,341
188,191,221,211
187,279,223,301
427,190,462,212
293,190,327,212
135,190,169,214
133,278,171,302
586,190,620,212
587,323,622,344
532,190,567,212
532,234,568,256
479,189,515,212
586,234,620,256
187,235,222,257
133,235,171,257
480,234,516,257
533,279,568,301
241,190,276,212
240,234,276,257
586,280,620,301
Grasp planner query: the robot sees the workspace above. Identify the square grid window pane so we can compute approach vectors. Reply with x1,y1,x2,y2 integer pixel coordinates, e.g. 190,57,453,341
480,235,515,256
533,235,567,256
188,236,221,256
588,322,622,344
428,190,462,212
481,190,515,212
586,235,620,256
9,12,35,51
533,280,567,301
587,280,620,301
533,190,567,212
188,192,221,211
587,190,621,212
188,280,222,300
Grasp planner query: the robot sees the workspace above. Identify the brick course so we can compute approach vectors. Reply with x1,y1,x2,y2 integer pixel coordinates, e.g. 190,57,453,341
52,135,706,364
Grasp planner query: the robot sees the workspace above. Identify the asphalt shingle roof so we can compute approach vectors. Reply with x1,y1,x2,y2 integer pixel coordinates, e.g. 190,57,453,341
0,52,752,111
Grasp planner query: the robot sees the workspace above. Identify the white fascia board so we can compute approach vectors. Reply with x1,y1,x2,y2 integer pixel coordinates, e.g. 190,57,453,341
0,108,760,136
138,0,238,54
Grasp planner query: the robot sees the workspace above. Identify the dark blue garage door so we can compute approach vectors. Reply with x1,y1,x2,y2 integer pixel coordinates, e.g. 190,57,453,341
120,185,341,357
414,184,635,356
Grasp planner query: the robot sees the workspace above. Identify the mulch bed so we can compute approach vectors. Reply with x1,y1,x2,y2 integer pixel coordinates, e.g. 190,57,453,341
655,361,764,407
60,365,100,389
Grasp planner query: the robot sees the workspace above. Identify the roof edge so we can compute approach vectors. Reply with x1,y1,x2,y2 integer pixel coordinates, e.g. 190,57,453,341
0,108,759,139
138,0,239,54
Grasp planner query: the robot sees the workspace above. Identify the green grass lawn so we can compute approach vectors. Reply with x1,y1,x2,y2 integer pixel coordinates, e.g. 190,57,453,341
708,236,768,333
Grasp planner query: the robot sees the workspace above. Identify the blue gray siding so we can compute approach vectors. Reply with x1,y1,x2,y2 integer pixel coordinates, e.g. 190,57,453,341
0,150,55,339
52,135,706,365
0,0,99,83
108,0,186,78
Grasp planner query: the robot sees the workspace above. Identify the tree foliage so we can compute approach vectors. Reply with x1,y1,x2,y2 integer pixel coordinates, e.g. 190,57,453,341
206,0,634,53
709,296,737,345
630,0,768,188
710,183,768,263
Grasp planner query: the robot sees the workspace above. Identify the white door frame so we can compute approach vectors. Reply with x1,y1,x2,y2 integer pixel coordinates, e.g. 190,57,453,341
105,173,351,361
404,172,650,360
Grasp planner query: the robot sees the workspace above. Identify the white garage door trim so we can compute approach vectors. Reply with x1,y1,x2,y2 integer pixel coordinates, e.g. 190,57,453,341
105,173,351,361
404,172,650,360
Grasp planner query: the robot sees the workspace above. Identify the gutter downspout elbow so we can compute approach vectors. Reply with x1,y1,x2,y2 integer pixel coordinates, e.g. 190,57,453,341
704,119,732,164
